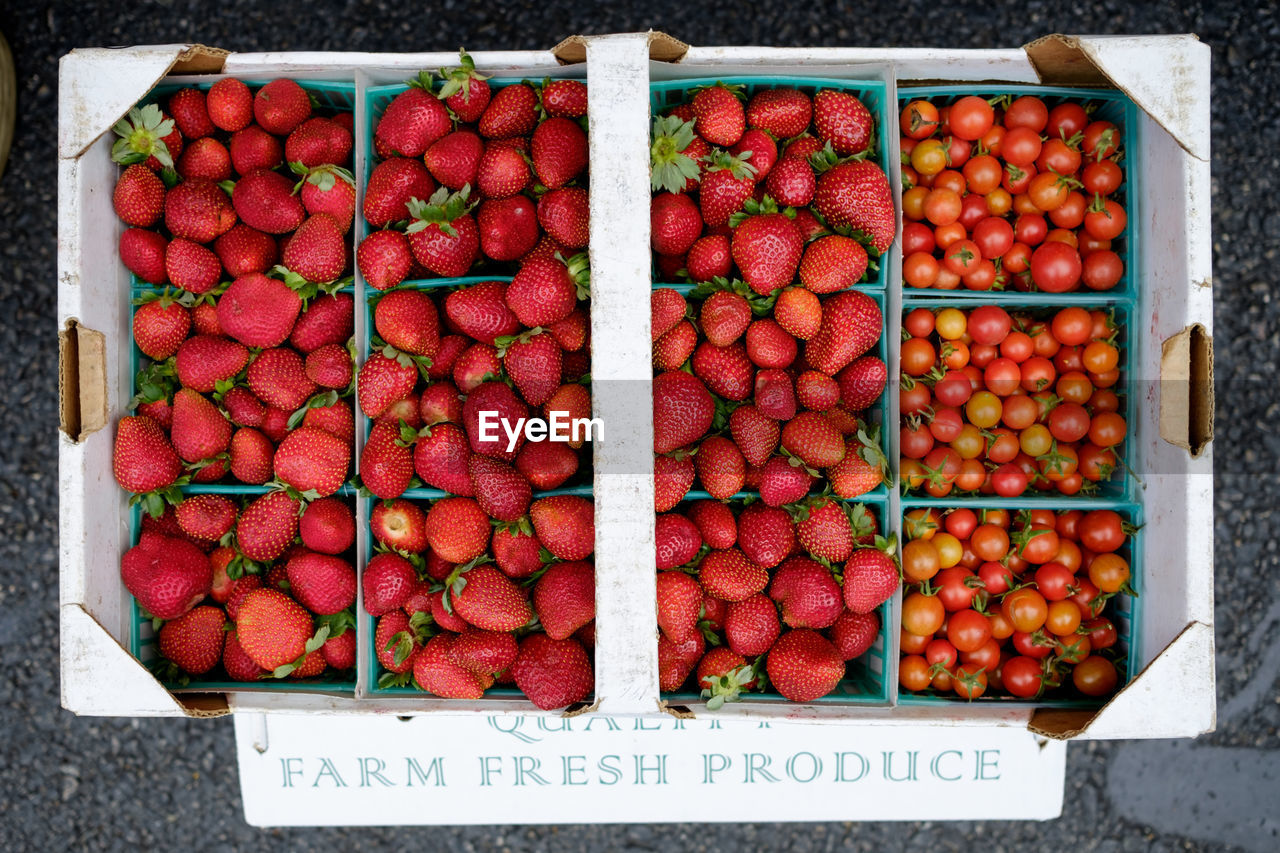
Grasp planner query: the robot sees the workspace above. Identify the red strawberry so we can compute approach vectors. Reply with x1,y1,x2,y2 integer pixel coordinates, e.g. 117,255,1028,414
699,151,757,227
656,570,702,643
236,491,302,563
113,164,165,226
206,78,253,132
767,629,845,702
758,455,814,507
658,631,705,692
747,88,812,139
805,290,882,375
765,155,817,207
323,628,358,670
170,388,231,463
176,137,232,182
132,296,190,360
113,415,183,495
836,355,887,411
691,340,753,401
814,160,895,253
533,561,595,640
436,50,492,122
699,548,769,602
290,292,354,353
299,497,356,555
364,552,418,616
547,308,588,352
695,435,745,499
224,574,262,622
358,421,413,500
259,406,292,443
468,455,532,522
158,605,225,674
229,125,283,174
506,254,587,328
448,628,517,677
794,498,854,561
727,405,780,468
535,186,589,249
286,117,352,168
530,495,594,560
473,196,537,262
164,237,221,294
305,344,353,389
654,452,696,512
248,347,316,411
541,382,592,447
812,90,873,156
298,166,357,233
780,411,845,469
174,336,248,393
229,428,274,485
254,79,311,135
357,230,413,291
215,224,279,277
364,157,436,227
686,500,736,550
478,83,539,138
376,74,451,156
696,646,757,707
449,564,532,631
413,635,489,698
419,379,464,423
413,422,473,495
424,129,483,190
737,503,796,569
500,331,562,407
462,381,528,461
476,143,531,199
492,524,544,579
174,494,237,544
121,534,212,620
232,169,305,235
369,498,426,554
769,557,843,629
374,289,440,357
754,368,798,421
686,234,732,282
730,128,777,180
655,513,702,570
531,117,587,189
190,302,222,336
303,398,355,444
452,343,501,393
650,191,702,256
512,634,592,710
405,187,480,277
110,104,181,170
700,289,751,348
444,280,521,344
795,370,840,412
119,228,168,284
425,497,491,564
236,588,315,674
653,321,697,370
273,427,349,497
223,628,269,681
542,79,588,118
692,83,745,147
829,610,880,660
216,273,303,348
356,352,417,419
286,551,356,615
799,235,869,293
730,201,804,296
651,288,688,341
652,370,714,454
842,540,900,614
744,318,797,369
723,593,781,657
828,430,888,499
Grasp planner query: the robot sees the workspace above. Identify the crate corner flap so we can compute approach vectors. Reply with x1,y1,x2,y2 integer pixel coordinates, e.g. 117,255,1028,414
58,319,107,443
1159,323,1214,457
552,31,688,65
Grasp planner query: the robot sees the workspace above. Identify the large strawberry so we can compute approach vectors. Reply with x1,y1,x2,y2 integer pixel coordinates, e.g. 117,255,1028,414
357,230,413,291
697,646,757,708
651,288,688,341
291,292,355,353
476,143,531,199
215,273,303,348
512,634,593,710
536,186,589,249
699,548,769,602
113,416,183,496
652,370,714,454
425,129,483,191
248,347,316,412
286,552,356,615
282,213,347,282
364,157,436,226
357,352,417,419
164,179,236,243
542,80,588,118
369,498,426,554
780,411,846,469
177,137,231,182
728,405,780,468
158,606,226,675
448,564,532,632
506,254,588,328
813,160,894,254
695,436,745,499
406,187,480,277
374,288,440,357
804,289,882,375
468,455,532,522
794,498,855,562
499,329,562,407
164,238,221,294
700,288,752,348
835,355,887,411
236,491,302,563
699,151,757,227
273,426,349,497
299,497,356,555
812,90,873,156
691,82,745,147
376,73,452,157
653,321,696,370
656,570,702,643
363,552,417,617
769,557,843,629
436,50,491,122
174,494,237,544
691,340,754,401
121,533,212,620
236,588,318,674
655,513,702,570
174,336,249,393
215,224,278,277
747,88,812,139
765,155,817,207
650,191,702,257
425,497,492,563
829,610,880,660
766,629,845,702
658,631,705,692
828,427,889,498
414,634,489,699
206,78,252,132
448,628,517,678
253,79,311,135
686,500,736,550
478,83,539,139
462,381,528,461
530,495,594,560
232,169,306,235
842,537,900,614
113,163,165,227
477,196,539,262
170,388,231,464
119,228,168,284
229,125,283,174
654,452,696,512
444,280,521,344
413,422,474,495
229,428,274,485
531,117,587,189
723,592,781,657
799,235,869,293
730,199,804,296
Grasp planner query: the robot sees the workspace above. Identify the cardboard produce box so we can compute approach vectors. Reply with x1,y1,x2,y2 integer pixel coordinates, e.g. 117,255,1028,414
58,32,1213,741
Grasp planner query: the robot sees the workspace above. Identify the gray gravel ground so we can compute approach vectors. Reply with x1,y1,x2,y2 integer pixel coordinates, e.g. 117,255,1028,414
1,0,1275,848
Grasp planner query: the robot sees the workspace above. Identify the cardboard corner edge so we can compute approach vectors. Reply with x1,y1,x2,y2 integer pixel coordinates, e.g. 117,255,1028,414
1028,620,1216,740
551,31,688,65
1159,323,1215,457
58,318,108,443
60,603,229,718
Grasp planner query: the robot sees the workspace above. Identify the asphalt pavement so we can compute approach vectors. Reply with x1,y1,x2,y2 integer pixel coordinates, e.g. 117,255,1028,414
2,0,1275,848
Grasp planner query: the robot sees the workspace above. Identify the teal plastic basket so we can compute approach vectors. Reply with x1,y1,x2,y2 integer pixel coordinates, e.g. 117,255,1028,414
659,490,894,708
897,84,1141,302
895,500,1142,709
650,75,893,291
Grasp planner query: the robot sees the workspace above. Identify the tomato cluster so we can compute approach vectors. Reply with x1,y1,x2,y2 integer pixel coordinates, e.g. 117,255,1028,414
898,506,1136,701
900,304,1127,498
899,94,1128,293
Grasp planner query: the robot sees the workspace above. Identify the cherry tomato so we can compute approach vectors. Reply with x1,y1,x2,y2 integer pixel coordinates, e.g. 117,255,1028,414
925,638,959,671
902,186,929,220
1088,553,1131,593
933,371,974,407
991,463,1028,497
902,591,946,636
961,638,1002,671
901,337,937,376
1027,171,1069,211
902,538,941,583
923,187,962,226
900,654,932,691
1048,402,1091,442
900,100,940,140
1002,587,1049,633
985,187,1013,217
928,406,964,442
1003,162,1035,194
900,628,930,655
1045,599,1083,636
1001,126,1043,166
1034,562,1078,601
1004,96,1048,131
911,139,948,176
933,223,967,252
971,524,1010,561
1030,241,1081,292
1077,443,1118,482
1003,242,1032,274
988,607,1016,640
953,663,988,700
1000,394,1038,430
904,508,942,540
1082,159,1122,195
1072,656,1119,697
1088,411,1127,447
1001,655,1044,698
1083,617,1118,650
1018,526,1060,564
967,305,1013,346
1085,199,1127,240
963,154,1002,194
949,95,995,141
1080,250,1123,290
902,252,940,289
1048,191,1087,229
1047,102,1088,140
943,239,982,275
1082,120,1120,159
948,608,993,653
1038,137,1082,175
1054,633,1092,665
904,306,936,337
943,134,971,169
957,193,990,232
944,508,978,540
1082,340,1120,373
901,381,933,416
1045,228,1078,248
1012,629,1054,659
902,222,937,256
962,260,998,291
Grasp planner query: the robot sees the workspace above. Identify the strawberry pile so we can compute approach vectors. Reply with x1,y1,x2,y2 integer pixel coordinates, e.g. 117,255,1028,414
355,53,588,289
124,495,358,683
656,497,894,704
898,506,1135,701
365,496,595,710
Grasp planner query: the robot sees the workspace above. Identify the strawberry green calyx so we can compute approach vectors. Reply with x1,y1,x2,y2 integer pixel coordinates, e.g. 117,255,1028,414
270,264,352,298
128,483,188,520
687,276,777,316
129,358,178,410
494,326,549,357
286,389,341,430
727,194,795,229
111,104,176,168
650,115,702,194
405,184,476,238
316,608,357,641
440,554,495,614
703,148,758,181
289,162,356,194
369,333,433,379
701,662,759,710
809,139,875,173
689,81,747,102
405,70,435,92
556,252,591,299
845,501,878,540
437,49,490,100
854,422,893,487
272,624,331,679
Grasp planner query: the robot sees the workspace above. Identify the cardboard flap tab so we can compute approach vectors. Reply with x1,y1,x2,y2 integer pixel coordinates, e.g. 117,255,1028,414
59,320,108,443
1160,324,1214,457
552,31,688,65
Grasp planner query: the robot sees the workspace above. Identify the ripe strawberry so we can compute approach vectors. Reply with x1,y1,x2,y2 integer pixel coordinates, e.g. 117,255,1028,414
113,164,165,227
533,561,595,640
658,631,705,692
650,192,702,256
500,331,561,407
799,235,869,293
299,497,356,555
322,628,358,670
478,83,539,138
376,74,451,156
828,610,880,660
654,452,696,512
168,89,214,140
286,552,356,615
357,230,413,291
158,605,225,675
449,564,532,631
170,388,231,463
421,130,480,191
448,628,517,678
364,552,417,617
273,426,349,497
842,540,900,614
780,411,845,469
132,296,190,360
695,435,745,499
794,498,854,562
764,155,817,207
215,273,302,348
121,533,212,620
747,88,812,139
796,370,840,412
405,187,480,277
176,137,232,182
530,495,594,560
744,318,797,369
286,117,352,168
700,548,769,601
653,321,697,370
829,430,888,498
541,78,587,117
414,635,489,699
444,280,520,344
691,340,754,401
259,406,292,443
814,160,895,253
433,49,491,122
174,336,249,393
419,380,464,425
812,90,873,156
174,494,237,544
730,128,777,180
357,421,412,500
767,629,845,702
303,398,355,444
724,593,781,657
656,570,702,643
468,455,532,522
536,186,589,249
356,352,416,419
805,290,882,376
164,237,221,294
224,574,262,622
236,588,315,673
530,117,588,189
547,308,588,352
523,231,571,264
836,355,887,411
653,370,714,454
696,646,757,707
757,455,814,507
236,491,302,563
248,347,316,412
229,125,283,174
305,344,353,389
425,497,492,564
506,254,588,328
476,143,531,199
190,302,222,336
374,288,440,357
233,169,306,235
700,289,751,347
462,381,528,461
451,343,500,394
223,628,269,681
229,428,274,485
215,224,278,277
731,201,804,297
686,500,736,549
254,79,311,135
655,513,702,570
357,500,421,557
298,166,357,232
365,157,437,226
754,368,797,421
736,504,795,570
373,610,421,674
512,634,592,710
290,292,354,353
413,422,473,495
119,228,168,284
471,196,536,262
651,288,688,341
111,104,181,170
206,78,253,132
770,556,843,629
488,523,540,580
692,83,745,147
685,234,732,282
